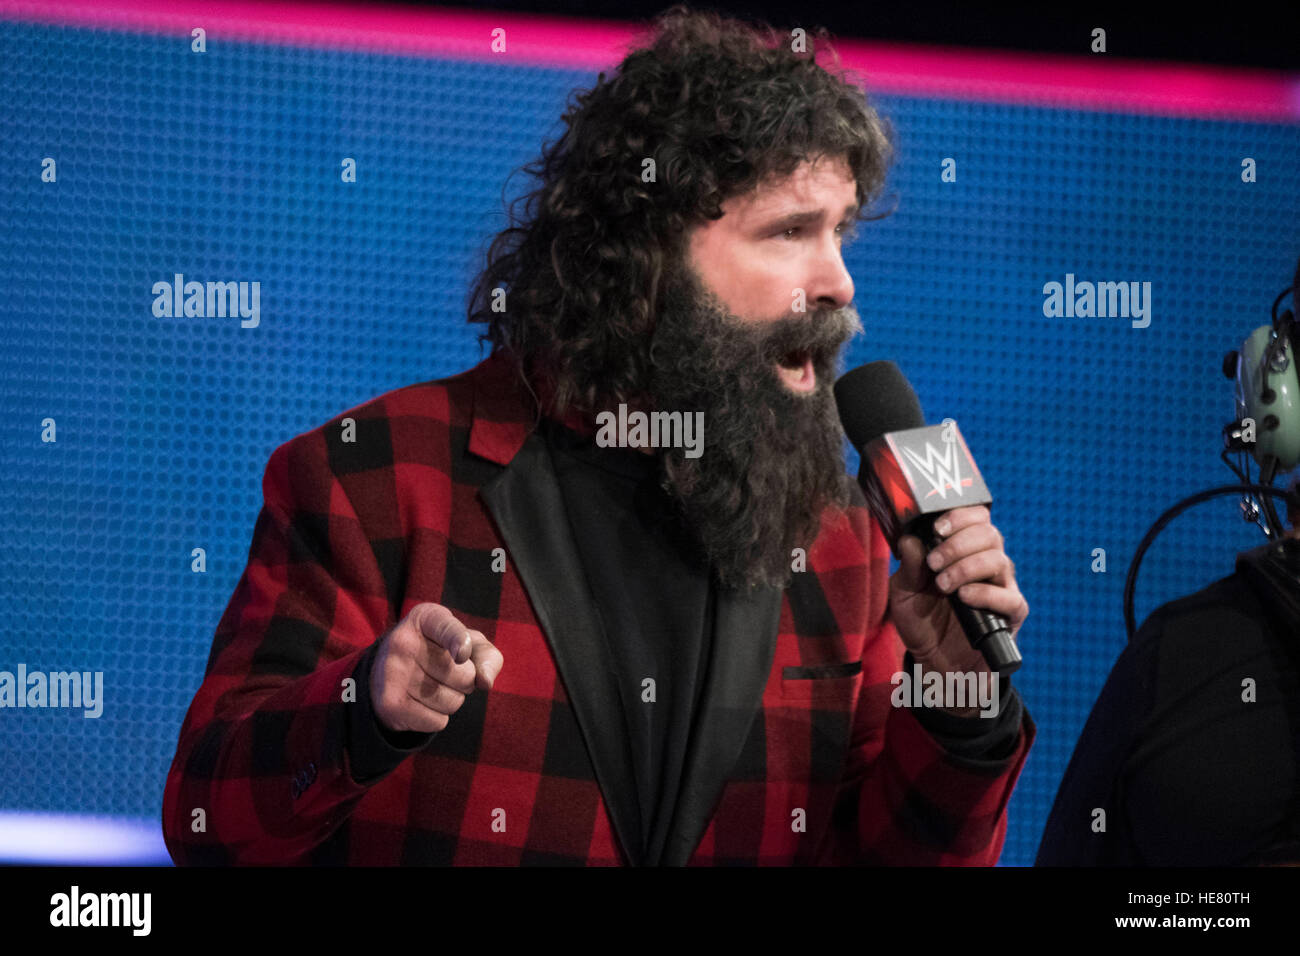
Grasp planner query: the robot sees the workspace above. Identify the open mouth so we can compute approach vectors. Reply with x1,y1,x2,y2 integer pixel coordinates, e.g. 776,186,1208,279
775,349,816,394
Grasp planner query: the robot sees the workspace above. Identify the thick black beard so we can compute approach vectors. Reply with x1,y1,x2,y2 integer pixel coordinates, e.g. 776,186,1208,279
647,260,862,591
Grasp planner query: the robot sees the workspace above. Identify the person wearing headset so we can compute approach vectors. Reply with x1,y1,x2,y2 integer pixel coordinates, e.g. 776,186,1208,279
1036,262,1300,866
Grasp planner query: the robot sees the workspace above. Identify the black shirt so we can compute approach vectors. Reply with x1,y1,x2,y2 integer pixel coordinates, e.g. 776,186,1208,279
542,417,714,866
1036,569,1300,865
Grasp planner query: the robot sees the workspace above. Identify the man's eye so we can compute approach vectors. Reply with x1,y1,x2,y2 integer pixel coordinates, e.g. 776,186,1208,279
776,224,858,242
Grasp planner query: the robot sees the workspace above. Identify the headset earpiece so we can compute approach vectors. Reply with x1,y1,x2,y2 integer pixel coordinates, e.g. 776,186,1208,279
1233,285,1300,473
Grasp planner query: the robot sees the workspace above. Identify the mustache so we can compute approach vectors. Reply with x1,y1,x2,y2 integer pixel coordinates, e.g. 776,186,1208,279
746,305,863,370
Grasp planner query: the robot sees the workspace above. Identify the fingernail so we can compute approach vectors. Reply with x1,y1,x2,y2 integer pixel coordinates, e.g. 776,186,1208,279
935,519,951,537
927,551,943,571
936,573,951,591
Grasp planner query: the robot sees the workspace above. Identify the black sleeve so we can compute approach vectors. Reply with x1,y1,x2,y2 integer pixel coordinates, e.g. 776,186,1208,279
345,640,437,785
902,650,1026,761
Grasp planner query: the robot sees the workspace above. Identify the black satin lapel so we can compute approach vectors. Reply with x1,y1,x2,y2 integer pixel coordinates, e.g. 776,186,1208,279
478,431,644,865
659,582,783,866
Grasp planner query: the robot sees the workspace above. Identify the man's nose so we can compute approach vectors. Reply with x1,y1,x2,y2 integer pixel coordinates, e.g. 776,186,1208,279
813,246,854,311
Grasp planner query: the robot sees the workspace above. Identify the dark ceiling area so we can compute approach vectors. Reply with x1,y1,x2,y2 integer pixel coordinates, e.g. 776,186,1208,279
384,1,1299,70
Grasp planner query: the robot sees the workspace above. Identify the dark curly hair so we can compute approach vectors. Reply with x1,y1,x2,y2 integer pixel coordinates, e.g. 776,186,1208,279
466,4,898,416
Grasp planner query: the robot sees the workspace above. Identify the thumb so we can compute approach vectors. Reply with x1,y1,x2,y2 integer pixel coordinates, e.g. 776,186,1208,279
892,534,932,595
466,631,504,691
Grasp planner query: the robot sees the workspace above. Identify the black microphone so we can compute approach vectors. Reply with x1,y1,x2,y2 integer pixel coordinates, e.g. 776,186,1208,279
834,361,1022,675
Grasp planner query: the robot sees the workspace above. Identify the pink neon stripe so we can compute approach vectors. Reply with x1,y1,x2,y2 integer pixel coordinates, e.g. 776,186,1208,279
835,39,1300,122
2,0,1297,121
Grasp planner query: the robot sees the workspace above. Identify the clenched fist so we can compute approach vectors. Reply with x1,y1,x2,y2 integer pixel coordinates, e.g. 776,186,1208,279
369,603,503,734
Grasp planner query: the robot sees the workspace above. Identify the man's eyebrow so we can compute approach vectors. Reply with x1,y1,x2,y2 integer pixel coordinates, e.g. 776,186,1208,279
755,203,860,231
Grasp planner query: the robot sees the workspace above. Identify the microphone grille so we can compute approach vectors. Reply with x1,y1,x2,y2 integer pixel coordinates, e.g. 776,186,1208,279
834,361,926,449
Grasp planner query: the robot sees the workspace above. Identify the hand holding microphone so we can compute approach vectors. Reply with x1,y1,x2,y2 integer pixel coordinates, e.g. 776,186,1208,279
835,362,1028,684
890,505,1026,691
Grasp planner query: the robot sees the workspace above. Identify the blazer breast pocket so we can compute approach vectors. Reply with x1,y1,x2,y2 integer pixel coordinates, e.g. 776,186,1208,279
779,660,863,700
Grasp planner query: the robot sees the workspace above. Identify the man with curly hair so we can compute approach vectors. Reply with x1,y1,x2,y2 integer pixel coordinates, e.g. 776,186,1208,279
164,5,1035,866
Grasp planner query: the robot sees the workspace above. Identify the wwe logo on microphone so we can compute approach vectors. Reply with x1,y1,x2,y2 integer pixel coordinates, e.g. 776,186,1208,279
898,419,974,501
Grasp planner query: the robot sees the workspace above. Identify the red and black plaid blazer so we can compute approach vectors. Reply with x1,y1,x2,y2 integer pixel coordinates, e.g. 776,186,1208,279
162,351,1035,865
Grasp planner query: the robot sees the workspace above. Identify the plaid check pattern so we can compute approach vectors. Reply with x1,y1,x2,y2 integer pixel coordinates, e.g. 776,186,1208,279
162,351,1034,865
